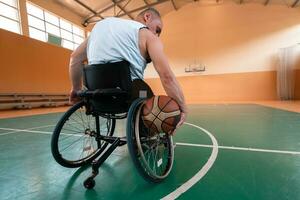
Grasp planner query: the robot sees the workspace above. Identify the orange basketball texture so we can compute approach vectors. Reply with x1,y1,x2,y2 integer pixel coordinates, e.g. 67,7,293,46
142,95,181,134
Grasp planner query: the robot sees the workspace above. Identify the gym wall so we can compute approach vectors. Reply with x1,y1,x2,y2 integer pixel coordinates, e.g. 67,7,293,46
0,29,71,93
0,0,84,94
0,1,299,101
144,3,300,101
145,71,277,103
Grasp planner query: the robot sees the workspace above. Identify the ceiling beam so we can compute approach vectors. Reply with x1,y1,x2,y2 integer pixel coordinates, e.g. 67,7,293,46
116,0,132,16
264,0,270,6
143,0,150,6
74,0,104,19
117,0,170,17
291,0,300,7
170,0,178,10
112,0,134,19
83,0,128,25
84,0,170,26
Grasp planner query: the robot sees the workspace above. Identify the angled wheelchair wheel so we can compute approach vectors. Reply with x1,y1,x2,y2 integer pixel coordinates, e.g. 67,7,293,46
127,98,174,182
51,101,115,168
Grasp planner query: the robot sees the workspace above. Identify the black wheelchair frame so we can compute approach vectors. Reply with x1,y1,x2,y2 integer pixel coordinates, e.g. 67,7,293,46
51,61,174,189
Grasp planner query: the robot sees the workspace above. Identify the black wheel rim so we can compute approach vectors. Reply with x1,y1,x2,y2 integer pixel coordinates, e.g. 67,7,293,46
52,101,114,165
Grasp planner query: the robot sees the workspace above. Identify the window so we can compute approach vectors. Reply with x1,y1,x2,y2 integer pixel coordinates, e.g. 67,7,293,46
26,2,85,50
0,0,21,34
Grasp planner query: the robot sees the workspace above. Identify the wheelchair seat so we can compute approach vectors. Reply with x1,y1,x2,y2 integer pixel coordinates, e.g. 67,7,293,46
81,61,132,114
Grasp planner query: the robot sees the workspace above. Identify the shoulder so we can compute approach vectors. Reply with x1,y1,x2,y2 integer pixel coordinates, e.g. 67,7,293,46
139,28,159,43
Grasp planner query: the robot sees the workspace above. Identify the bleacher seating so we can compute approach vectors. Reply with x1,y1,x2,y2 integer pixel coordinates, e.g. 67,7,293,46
0,93,71,110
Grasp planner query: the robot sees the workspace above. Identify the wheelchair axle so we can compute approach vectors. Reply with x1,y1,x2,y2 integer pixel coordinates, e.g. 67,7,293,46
97,135,127,146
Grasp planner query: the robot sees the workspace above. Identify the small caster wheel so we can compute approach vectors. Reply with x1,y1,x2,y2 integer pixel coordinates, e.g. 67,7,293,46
83,177,95,189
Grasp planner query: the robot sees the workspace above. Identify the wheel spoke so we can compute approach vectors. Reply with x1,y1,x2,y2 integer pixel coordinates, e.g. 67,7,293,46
52,102,115,167
129,101,174,180
59,134,87,152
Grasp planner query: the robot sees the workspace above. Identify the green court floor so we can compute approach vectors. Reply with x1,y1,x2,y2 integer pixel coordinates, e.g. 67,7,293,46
0,104,299,200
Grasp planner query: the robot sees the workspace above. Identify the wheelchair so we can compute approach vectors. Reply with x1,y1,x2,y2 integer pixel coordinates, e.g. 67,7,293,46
51,61,174,189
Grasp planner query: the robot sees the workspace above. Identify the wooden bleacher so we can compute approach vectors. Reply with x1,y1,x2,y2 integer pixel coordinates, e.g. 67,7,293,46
0,93,71,110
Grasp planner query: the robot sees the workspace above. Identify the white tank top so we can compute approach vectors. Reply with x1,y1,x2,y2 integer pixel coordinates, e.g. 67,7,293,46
87,17,147,80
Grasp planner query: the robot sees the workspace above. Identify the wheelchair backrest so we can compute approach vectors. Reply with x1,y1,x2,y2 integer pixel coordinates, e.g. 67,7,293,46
84,61,131,92
83,61,132,114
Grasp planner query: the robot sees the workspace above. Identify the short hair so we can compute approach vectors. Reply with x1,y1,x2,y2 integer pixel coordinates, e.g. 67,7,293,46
138,7,161,18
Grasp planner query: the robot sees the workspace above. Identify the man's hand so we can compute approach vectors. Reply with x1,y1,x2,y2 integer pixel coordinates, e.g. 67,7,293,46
169,112,187,135
69,89,81,104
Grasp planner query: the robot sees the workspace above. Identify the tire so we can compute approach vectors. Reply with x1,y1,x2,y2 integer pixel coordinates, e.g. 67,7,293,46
51,101,115,168
126,98,174,182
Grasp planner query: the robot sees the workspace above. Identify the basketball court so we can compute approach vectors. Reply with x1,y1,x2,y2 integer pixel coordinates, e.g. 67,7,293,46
0,103,300,199
1,0,300,200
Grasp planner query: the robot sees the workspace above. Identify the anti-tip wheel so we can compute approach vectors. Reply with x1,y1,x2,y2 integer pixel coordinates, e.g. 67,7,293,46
83,177,95,189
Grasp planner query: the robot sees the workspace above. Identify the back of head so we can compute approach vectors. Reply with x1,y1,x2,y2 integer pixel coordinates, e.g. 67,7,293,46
137,7,161,19
136,8,162,36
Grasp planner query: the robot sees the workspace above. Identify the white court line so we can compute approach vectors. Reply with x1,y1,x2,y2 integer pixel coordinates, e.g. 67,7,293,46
176,142,300,155
0,127,81,137
0,124,56,136
0,122,81,136
161,122,219,200
0,127,53,135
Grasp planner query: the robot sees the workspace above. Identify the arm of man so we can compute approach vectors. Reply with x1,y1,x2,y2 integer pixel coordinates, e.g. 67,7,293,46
69,39,88,103
145,31,187,128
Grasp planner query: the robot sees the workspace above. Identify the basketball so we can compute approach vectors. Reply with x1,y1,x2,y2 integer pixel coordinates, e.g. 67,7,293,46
142,95,181,134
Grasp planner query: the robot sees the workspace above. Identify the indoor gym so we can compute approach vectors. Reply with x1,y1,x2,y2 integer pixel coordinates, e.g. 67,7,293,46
0,0,300,200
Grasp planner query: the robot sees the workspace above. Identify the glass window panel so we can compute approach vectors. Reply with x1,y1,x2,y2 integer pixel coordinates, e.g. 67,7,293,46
28,15,45,30
46,22,60,36
0,3,19,20
0,16,20,33
62,39,73,50
45,12,59,26
0,0,17,7
61,29,72,40
26,2,43,19
73,35,83,44
60,19,72,31
29,27,46,42
72,25,84,37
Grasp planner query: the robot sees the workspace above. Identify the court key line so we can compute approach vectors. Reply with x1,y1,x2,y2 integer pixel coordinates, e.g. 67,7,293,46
176,142,300,155
2,126,298,155
161,122,219,200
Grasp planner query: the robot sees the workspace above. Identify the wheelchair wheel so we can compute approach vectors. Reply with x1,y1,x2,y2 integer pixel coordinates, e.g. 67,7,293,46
126,98,174,182
51,101,115,168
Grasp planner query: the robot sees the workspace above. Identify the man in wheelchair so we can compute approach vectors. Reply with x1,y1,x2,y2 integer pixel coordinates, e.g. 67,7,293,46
69,8,187,130
52,8,188,188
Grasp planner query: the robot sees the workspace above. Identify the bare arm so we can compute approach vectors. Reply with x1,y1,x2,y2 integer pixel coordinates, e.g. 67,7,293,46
146,31,187,115
69,39,88,103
